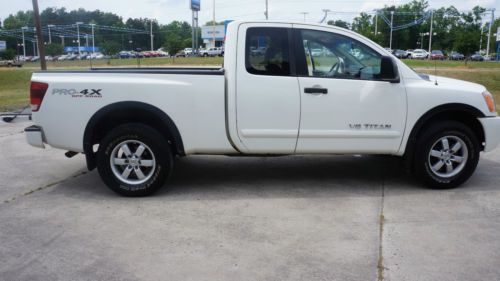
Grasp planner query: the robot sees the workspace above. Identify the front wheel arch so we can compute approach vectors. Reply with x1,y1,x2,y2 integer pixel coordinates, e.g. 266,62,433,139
403,104,485,170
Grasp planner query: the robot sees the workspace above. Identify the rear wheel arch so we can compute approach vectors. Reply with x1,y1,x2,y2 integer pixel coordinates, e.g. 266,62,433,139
403,103,485,165
83,102,185,170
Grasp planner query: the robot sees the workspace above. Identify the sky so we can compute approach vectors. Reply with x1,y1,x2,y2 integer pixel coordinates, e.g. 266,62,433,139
0,0,499,27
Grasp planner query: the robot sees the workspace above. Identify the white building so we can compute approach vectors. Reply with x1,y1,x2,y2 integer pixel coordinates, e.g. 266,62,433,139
201,25,225,48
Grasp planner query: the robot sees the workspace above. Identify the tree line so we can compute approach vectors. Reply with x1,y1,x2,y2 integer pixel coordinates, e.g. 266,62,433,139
1,0,499,59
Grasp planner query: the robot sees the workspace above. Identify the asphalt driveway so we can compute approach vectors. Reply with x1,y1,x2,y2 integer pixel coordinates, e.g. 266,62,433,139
1,120,499,281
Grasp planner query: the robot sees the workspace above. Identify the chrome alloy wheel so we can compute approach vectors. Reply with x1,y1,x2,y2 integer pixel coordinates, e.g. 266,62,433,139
110,140,156,185
428,135,468,178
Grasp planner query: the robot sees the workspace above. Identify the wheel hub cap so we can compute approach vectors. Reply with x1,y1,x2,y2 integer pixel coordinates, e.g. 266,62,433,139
110,140,156,185
428,135,468,178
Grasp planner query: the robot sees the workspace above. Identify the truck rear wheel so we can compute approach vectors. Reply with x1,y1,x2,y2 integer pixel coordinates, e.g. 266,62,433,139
414,121,480,189
96,123,173,196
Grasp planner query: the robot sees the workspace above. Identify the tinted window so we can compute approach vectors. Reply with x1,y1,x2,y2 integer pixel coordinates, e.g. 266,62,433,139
246,27,291,76
299,29,382,80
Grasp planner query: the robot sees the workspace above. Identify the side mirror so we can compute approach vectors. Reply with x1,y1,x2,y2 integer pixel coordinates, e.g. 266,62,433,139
379,55,400,83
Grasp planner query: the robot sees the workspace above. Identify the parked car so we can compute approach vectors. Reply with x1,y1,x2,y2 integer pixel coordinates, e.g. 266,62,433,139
0,59,23,67
448,52,464,60
175,50,187,57
411,49,428,59
183,48,193,56
157,50,169,57
207,47,224,57
430,50,445,60
470,53,484,61
393,49,410,59
57,55,69,61
198,49,209,57
119,51,133,59
26,20,500,196
250,46,267,56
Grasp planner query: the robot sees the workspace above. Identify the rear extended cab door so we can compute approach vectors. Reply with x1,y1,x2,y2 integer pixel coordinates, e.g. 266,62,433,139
226,22,301,153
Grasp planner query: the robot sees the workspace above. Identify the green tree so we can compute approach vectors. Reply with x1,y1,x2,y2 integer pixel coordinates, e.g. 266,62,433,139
44,43,64,56
0,49,16,60
327,20,350,29
101,41,121,55
162,21,194,55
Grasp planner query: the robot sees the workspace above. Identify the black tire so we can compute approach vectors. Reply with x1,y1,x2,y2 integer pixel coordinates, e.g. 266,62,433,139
414,120,480,189
96,123,173,196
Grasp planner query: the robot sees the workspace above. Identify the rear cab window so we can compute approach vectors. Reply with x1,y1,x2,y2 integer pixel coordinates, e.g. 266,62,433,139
245,27,291,76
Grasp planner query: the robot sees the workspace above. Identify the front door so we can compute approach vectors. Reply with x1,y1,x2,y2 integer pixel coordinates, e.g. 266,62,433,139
293,25,407,154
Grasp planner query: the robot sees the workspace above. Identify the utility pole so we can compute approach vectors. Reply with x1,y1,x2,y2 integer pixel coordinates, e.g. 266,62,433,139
300,12,308,22
265,0,269,20
21,26,27,58
389,11,394,50
428,9,434,59
213,0,216,48
150,20,154,51
48,24,54,44
486,8,495,57
32,0,46,70
374,11,378,35
60,36,65,47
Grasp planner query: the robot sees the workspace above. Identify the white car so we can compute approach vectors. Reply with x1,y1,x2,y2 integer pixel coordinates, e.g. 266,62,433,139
26,20,500,196
411,49,429,59
207,47,224,57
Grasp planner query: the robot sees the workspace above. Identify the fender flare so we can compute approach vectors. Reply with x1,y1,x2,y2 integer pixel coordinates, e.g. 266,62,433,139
83,101,185,170
403,103,485,158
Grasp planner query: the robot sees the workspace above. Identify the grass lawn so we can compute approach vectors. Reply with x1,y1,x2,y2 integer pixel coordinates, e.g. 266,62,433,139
0,57,498,112
0,68,33,112
403,59,500,69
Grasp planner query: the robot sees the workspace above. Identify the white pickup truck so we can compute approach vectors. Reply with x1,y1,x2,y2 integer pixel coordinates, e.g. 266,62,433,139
26,21,500,196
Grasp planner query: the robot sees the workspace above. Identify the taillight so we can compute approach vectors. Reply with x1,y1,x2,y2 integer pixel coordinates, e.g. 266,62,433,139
30,82,48,112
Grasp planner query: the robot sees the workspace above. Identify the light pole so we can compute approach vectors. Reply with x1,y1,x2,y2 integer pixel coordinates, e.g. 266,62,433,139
265,0,269,20
389,11,394,50
428,10,434,60
486,8,495,57
212,0,216,48
17,43,23,60
76,22,83,59
21,26,28,58
47,24,55,44
90,23,96,54
150,20,154,51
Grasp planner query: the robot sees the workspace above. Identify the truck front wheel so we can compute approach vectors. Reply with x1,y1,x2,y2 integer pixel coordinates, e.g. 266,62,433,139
414,121,480,189
96,123,173,196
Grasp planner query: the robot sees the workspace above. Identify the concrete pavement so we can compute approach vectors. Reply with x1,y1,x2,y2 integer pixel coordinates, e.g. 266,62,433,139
0,120,499,281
